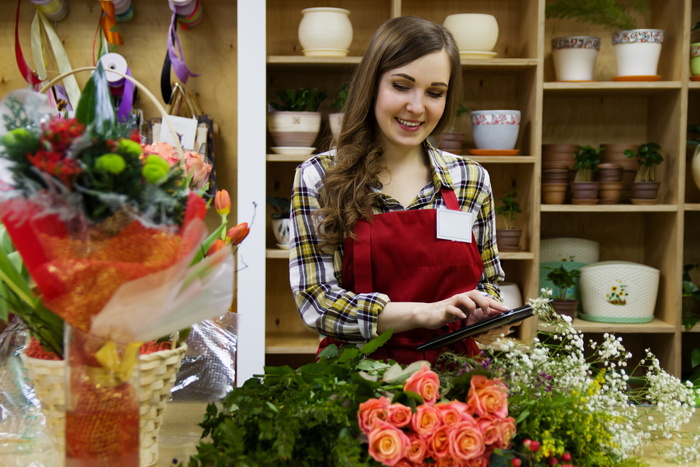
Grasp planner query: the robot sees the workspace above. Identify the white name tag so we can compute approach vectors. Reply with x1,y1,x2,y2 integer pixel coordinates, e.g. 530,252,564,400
436,209,473,243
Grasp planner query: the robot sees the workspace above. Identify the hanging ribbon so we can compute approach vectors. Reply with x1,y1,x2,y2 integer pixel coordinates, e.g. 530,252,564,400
15,0,42,86
170,0,204,29
99,1,124,46
113,0,134,23
98,52,135,123
28,0,68,22
167,11,200,84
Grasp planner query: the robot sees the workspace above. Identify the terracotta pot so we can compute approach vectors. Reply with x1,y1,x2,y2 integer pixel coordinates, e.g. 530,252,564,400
631,181,660,204
437,132,465,153
595,163,623,182
571,181,599,204
551,299,579,319
599,181,624,204
542,143,577,154
542,167,570,183
542,182,568,204
496,228,522,252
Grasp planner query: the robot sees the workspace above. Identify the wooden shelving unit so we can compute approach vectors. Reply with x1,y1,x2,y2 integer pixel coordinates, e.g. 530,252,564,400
240,0,700,377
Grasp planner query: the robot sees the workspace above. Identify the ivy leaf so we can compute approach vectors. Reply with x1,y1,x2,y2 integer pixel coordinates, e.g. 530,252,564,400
317,343,339,359
382,361,428,384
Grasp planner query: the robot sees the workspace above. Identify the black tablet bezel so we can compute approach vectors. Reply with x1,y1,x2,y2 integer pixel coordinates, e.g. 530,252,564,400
416,304,534,351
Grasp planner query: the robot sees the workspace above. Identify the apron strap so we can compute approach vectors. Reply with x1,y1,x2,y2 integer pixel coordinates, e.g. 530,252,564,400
353,219,373,293
440,187,460,211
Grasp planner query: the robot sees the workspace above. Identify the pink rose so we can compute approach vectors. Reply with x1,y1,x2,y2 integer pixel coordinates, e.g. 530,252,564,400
496,416,517,449
467,375,509,419
434,457,461,466
429,424,453,459
435,401,472,426
394,460,414,467
448,420,485,462
466,455,490,467
404,363,441,404
387,403,412,428
410,404,442,438
142,142,179,166
358,396,390,433
367,420,411,466
183,150,212,188
476,415,500,446
406,432,428,464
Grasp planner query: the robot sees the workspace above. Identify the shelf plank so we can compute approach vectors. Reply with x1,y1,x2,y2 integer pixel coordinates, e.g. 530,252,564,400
267,154,315,162
544,81,682,96
468,155,536,164
267,56,538,72
539,317,675,334
267,248,289,259
500,251,534,260
685,324,700,333
268,55,361,66
685,203,700,211
541,204,679,213
266,332,321,354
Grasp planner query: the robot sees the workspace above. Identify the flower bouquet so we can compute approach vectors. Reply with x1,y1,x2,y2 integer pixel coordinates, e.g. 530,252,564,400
0,63,239,465
187,294,700,467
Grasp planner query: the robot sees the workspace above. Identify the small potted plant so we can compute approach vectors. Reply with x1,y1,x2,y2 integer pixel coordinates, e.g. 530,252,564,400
494,189,523,252
328,83,349,145
623,142,665,204
546,263,581,319
267,196,291,249
267,87,327,152
436,103,469,154
571,144,602,204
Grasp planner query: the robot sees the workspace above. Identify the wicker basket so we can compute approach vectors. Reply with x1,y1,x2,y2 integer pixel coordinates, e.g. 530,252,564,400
20,343,187,466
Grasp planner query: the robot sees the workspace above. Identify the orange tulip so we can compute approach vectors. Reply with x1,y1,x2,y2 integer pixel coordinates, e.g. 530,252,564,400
214,190,231,216
206,239,227,256
226,222,250,246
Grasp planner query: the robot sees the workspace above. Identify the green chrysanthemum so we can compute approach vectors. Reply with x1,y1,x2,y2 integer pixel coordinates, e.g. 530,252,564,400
142,155,170,184
95,153,126,174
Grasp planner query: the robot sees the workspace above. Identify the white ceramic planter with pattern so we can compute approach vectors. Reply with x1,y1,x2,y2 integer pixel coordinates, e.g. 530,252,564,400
552,36,600,81
471,110,520,150
613,29,664,77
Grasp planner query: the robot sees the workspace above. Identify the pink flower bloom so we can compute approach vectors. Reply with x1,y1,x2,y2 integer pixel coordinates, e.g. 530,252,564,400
410,404,442,438
476,415,500,446
404,363,440,404
183,150,212,188
142,142,180,166
387,403,412,428
367,420,411,466
434,456,462,466
467,375,509,419
394,460,414,467
429,424,453,459
358,396,390,433
448,420,486,462
405,432,428,464
496,416,517,449
435,400,473,426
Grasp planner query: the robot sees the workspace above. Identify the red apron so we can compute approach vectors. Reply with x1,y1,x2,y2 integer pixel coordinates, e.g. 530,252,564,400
318,187,484,365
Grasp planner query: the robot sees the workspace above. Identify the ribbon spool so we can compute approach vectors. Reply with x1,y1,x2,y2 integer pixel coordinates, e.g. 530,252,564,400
112,0,134,22
28,0,68,22
98,52,136,123
169,0,203,28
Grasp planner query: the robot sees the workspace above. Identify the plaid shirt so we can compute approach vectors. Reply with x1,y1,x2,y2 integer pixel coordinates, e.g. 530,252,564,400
289,142,504,343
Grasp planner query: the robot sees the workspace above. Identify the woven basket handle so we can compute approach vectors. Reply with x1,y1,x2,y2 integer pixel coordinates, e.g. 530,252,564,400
39,66,184,158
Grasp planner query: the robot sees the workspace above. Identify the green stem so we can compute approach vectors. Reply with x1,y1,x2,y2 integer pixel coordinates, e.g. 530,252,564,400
0,268,35,309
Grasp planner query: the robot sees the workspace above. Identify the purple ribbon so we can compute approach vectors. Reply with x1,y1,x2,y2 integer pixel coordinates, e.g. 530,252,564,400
116,67,135,123
168,11,200,83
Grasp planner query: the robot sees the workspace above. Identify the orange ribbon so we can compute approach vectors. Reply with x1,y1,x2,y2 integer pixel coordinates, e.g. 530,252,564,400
99,1,123,46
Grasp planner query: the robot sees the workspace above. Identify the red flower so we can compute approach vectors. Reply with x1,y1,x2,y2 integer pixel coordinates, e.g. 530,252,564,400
27,148,83,186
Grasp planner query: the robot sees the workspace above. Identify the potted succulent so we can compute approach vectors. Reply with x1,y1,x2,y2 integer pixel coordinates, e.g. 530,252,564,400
494,189,523,252
328,83,349,145
267,196,291,249
546,264,581,319
570,144,602,204
267,87,327,151
436,103,469,153
624,142,665,204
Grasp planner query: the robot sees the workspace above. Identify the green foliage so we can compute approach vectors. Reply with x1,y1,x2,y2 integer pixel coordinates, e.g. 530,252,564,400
545,0,648,31
573,145,602,182
269,88,328,112
266,196,290,219
546,265,581,300
682,263,700,331
188,332,398,466
331,83,350,113
494,190,522,230
624,142,664,182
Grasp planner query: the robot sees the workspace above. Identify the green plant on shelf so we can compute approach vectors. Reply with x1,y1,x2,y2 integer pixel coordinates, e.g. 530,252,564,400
494,189,522,230
573,144,602,182
624,142,664,182
546,264,581,301
545,0,649,31
268,88,327,112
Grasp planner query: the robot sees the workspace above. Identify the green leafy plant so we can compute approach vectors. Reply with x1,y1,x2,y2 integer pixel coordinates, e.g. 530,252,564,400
266,196,290,219
682,263,700,331
624,142,665,182
573,144,602,182
494,189,522,230
546,265,581,301
545,0,649,31
331,83,349,113
269,87,327,112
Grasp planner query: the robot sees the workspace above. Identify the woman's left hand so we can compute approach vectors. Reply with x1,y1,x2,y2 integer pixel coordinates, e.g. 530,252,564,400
472,322,520,346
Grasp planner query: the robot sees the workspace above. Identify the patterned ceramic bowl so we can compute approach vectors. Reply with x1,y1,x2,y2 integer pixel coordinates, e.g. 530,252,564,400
612,29,664,45
471,110,520,150
552,36,600,51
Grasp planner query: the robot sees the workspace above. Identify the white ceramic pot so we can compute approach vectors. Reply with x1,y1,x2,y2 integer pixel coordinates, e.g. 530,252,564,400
612,29,664,77
499,282,523,309
267,111,321,147
692,144,700,191
471,110,520,150
552,36,600,81
443,14,499,52
328,112,343,143
271,217,290,248
298,7,353,57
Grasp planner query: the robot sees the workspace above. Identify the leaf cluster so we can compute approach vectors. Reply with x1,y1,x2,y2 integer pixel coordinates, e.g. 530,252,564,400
331,83,350,113
624,142,664,182
545,0,648,31
573,145,602,182
269,88,328,112
266,196,291,219
546,265,581,300
494,190,522,230
188,331,429,466
682,263,700,331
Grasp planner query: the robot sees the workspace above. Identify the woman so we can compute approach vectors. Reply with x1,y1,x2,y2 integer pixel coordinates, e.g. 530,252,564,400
289,16,508,365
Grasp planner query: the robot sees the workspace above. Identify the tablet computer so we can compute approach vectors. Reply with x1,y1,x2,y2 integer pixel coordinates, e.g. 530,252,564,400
416,304,534,351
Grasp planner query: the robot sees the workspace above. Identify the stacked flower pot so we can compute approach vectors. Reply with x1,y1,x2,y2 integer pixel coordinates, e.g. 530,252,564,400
541,144,576,204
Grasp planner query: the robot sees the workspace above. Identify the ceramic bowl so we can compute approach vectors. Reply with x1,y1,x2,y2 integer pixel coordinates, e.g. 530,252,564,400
443,14,499,52
471,110,520,150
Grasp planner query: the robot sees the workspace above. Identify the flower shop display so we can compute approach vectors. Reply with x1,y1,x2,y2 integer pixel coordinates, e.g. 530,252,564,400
0,64,240,465
186,294,700,466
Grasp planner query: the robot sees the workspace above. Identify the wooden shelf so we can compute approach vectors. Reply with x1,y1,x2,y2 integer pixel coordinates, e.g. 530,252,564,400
266,332,321,354
685,203,700,211
469,155,536,164
543,81,683,96
540,318,676,334
541,204,679,213
267,248,289,259
500,251,535,260
685,324,700,333
267,154,315,162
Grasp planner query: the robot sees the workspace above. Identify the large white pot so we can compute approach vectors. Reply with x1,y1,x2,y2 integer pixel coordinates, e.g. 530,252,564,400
692,144,700,191
612,29,664,77
443,14,499,52
267,111,321,147
271,217,291,248
298,7,353,57
552,36,600,81
471,110,520,150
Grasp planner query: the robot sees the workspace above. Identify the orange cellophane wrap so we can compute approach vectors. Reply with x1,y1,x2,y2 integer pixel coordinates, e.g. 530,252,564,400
0,192,207,333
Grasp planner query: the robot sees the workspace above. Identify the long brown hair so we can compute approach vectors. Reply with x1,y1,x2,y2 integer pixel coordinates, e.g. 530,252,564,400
316,16,463,250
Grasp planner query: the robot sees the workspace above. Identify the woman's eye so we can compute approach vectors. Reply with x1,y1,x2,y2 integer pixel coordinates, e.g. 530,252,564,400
392,82,409,91
428,91,445,98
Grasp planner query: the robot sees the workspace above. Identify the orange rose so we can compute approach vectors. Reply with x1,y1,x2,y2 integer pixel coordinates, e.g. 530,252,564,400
448,420,485,462
466,455,490,467
358,396,390,433
406,432,428,464
476,415,500,446
410,404,442,438
467,375,509,419
367,420,411,466
496,416,517,449
394,460,414,467
435,401,472,426
387,403,412,428
429,424,453,459
184,150,213,189
404,363,440,404
434,456,461,466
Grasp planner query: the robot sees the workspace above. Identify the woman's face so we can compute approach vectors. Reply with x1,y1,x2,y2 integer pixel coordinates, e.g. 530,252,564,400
374,50,451,153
